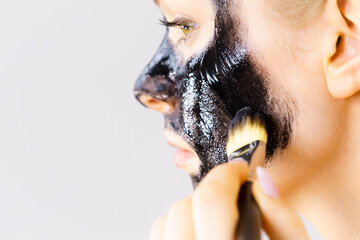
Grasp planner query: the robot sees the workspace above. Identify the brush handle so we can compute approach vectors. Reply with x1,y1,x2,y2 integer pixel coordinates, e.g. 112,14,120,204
236,181,262,240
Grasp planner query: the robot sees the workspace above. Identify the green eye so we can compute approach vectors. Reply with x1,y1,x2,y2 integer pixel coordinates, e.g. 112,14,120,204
159,18,196,38
180,24,194,36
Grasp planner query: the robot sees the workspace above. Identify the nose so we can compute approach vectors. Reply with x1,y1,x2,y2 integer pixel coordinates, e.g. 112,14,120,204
134,36,178,114
134,75,176,114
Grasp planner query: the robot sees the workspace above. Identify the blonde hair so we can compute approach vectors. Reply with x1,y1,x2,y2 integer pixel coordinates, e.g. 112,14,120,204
266,0,326,28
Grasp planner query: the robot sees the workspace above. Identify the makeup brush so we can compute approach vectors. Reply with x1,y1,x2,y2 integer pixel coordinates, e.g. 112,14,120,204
226,107,268,240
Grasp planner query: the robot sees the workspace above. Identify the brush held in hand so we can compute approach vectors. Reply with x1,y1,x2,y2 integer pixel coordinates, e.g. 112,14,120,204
226,107,268,240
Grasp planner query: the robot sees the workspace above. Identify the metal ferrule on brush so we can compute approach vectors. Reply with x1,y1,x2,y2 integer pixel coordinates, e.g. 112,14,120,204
228,140,266,181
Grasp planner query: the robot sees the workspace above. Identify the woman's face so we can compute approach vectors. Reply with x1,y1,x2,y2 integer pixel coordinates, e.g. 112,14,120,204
134,0,342,190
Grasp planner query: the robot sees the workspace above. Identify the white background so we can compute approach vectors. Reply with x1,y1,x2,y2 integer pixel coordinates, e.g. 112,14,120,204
0,1,324,239
0,0,192,239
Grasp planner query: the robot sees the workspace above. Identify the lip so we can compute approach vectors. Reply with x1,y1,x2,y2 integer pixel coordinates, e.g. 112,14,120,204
164,129,201,176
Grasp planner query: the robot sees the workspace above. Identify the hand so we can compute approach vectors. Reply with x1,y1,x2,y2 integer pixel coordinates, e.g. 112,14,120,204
149,161,310,240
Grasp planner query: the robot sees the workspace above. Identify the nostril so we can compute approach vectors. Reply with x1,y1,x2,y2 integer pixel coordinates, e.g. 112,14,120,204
139,95,174,114
148,98,161,106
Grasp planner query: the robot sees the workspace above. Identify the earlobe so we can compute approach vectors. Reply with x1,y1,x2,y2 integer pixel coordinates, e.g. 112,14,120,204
323,0,360,99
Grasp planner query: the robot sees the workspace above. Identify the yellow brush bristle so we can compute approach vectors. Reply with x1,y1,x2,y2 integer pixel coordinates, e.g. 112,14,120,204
226,116,268,158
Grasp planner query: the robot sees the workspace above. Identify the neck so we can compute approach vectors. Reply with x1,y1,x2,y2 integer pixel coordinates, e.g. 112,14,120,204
269,99,360,240
297,139,360,240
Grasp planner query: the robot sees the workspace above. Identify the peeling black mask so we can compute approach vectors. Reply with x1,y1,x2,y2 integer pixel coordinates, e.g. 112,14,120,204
134,1,295,187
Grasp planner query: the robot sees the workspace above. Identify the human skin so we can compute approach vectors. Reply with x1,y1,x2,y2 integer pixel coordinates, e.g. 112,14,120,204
134,0,360,239
135,0,296,187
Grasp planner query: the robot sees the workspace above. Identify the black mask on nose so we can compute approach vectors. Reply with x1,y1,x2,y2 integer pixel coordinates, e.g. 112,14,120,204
134,1,294,187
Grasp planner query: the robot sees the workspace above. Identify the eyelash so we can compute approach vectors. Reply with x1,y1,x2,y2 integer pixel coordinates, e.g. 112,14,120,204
159,17,197,46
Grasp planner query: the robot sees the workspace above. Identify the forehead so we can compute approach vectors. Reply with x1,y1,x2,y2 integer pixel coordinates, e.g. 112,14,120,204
155,0,215,16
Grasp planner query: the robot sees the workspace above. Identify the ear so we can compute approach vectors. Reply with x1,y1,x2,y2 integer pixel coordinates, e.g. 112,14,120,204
323,0,360,99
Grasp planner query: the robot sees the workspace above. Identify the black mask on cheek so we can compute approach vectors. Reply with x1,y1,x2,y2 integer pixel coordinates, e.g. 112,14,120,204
135,2,294,187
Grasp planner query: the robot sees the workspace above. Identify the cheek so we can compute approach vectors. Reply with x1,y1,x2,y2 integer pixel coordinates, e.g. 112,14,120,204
257,39,345,172
258,42,344,165
260,42,342,165
243,0,346,164
289,79,346,164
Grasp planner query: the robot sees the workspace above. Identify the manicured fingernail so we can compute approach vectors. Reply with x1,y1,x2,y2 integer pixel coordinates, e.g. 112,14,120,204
256,167,279,198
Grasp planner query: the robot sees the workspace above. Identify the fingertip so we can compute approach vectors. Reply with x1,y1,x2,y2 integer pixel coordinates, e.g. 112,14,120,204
152,215,167,228
228,159,248,164
150,216,166,240
252,180,270,207
166,197,192,217
256,167,279,198
164,198,195,240
191,162,248,240
198,162,250,191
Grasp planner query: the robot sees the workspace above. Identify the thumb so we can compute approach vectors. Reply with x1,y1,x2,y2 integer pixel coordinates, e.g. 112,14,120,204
252,167,309,240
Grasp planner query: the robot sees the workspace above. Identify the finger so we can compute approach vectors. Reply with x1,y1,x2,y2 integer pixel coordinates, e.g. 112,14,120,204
164,197,195,240
252,167,309,240
192,161,249,240
149,216,166,240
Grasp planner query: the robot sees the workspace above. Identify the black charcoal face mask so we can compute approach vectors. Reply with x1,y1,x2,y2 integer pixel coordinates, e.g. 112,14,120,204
134,0,295,187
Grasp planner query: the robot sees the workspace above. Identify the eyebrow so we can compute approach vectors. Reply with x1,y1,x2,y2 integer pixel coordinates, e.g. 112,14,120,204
153,0,159,5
